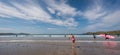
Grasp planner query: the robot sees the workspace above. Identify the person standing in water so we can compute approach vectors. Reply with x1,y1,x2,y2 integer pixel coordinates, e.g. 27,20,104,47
70,34,76,48
93,33,96,39
105,33,109,40
64,34,66,38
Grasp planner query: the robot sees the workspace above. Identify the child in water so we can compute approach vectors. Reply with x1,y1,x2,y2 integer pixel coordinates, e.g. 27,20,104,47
70,34,76,48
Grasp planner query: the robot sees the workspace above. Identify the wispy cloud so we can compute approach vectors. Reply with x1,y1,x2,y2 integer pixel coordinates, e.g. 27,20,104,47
0,0,77,27
83,0,106,22
0,0,119,33
47,27,56,30
47,7,55,14
44,0,77,17
102,11,120,26
0,27,13,31
85,10,120,31
49,18,78,27
83,0,120,31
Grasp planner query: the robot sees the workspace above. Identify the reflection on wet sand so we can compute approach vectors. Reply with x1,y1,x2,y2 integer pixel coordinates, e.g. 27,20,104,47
103,41,117,48
0,40,120,55
72,43,77,55
103,41,120,54
72,47,77,55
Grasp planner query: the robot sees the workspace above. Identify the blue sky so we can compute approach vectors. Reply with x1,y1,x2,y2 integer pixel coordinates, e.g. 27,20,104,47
0,0,120,34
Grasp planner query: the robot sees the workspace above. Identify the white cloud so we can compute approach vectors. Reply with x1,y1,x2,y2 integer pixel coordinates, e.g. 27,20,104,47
49,18,77,27
64,18,78,27
11,2,51,20
102,11,120,25
47,28,56,30
84,8,106,21
44,0,77,17
83,0,120,31
0,0,78,27
0,27,13,31
83,6,106,21
85,10,120,31
83,0,106,21
0,2,25,19
0,14,10,18
47,7,55,14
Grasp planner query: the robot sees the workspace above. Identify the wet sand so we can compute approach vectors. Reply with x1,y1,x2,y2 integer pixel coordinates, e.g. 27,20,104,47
0,40,120,55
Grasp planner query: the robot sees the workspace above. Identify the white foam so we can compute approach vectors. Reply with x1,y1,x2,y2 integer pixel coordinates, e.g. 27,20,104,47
0,40,120,42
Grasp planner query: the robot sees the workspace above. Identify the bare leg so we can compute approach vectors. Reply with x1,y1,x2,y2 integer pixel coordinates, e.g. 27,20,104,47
72,41,77,55
72,42,76,48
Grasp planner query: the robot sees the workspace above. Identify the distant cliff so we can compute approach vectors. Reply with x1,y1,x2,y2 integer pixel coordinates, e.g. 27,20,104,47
83,30,120,35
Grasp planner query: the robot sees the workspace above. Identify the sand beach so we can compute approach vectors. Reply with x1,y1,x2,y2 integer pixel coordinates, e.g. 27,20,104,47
0,40,120,55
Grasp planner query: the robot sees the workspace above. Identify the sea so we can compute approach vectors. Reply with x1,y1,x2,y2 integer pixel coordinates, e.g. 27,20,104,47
0,35,119,41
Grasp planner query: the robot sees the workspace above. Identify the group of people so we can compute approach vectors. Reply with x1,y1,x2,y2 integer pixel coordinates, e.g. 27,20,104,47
93,33,109,40
70,33,110,48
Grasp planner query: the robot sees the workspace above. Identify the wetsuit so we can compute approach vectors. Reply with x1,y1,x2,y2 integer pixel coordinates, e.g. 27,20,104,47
105,34,109,40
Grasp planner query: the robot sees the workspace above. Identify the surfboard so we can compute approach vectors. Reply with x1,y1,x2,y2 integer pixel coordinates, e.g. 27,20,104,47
99,34,115,39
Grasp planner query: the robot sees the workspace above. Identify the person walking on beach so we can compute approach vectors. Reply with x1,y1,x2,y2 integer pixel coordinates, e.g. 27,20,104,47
70,34,76,48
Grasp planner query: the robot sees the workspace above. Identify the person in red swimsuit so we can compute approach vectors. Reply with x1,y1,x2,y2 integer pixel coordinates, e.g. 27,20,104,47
70,34,76,48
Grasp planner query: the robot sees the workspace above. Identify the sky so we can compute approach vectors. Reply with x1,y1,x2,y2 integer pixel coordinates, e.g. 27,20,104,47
0,0,120,34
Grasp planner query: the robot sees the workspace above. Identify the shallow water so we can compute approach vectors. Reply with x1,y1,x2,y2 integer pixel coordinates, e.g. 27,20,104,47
0,41,120,55
0,35,120,55
0,35,119,41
